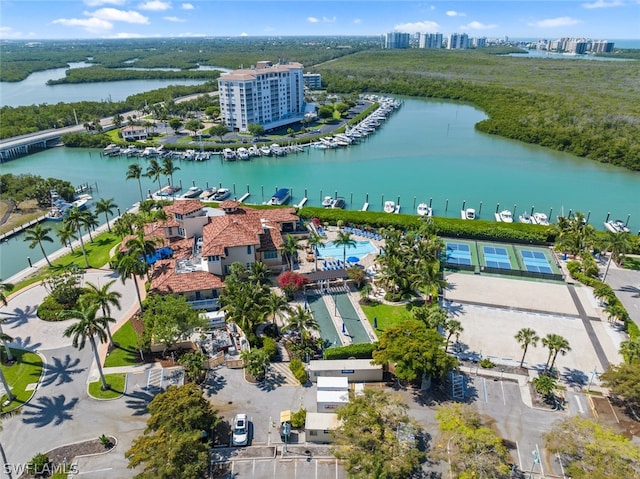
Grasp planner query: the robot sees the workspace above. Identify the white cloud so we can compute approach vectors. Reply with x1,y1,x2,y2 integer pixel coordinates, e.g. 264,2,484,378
91,8,150,24
446,10,466,17
108,32,147,38
164,16,186,22
430,5,436,10
0,26,36,39
83,0,126,6
138,1,171,11
394,21,439,34
353,18,362,24
582,0,624,8
52,16,114,34
182,3,194,10
240,32,248,37
460,21,497,30
321,16,336,23
528,16,582,28
307,17,319,23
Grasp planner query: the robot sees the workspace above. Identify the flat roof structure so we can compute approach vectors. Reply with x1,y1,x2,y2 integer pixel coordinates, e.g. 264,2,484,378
317,376,348,391
305,412,339,431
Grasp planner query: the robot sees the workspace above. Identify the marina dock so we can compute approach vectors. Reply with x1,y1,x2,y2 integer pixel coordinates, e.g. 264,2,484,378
296,197,308,208
361,202,369,211
238,192,250,203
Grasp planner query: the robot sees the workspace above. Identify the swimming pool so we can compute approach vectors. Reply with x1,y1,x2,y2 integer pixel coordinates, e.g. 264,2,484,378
316,240,377,260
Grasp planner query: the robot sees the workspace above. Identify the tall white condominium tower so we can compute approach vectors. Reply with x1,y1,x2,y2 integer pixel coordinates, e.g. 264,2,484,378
419,33,443,49
385,32,410,49
447,33,469,49
218,60,305,133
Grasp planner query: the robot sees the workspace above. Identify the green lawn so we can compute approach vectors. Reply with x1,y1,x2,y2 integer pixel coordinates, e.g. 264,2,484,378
360,301,419,332
88,373,126,399
0,348,44,412
51,232,120,270
104,320,141,367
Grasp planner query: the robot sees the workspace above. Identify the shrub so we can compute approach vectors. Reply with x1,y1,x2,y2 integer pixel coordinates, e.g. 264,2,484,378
291,408,307,429
262,337,278,360
480,358,495,369
324,342,377,360
28,453,50,475
99,434,114,449
627,320,640,340
289,358,308,384
37,294,69,321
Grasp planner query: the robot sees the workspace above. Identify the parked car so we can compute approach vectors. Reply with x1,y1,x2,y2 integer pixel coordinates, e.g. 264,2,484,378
232,413,249,446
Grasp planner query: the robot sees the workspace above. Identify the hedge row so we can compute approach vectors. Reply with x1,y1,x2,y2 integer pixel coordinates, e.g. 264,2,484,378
289,358,308,384
323,342,377,360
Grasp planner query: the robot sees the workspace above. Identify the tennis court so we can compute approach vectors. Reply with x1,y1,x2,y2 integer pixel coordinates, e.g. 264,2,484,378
446,242,472,266
482,246,512,270
520,249,554,274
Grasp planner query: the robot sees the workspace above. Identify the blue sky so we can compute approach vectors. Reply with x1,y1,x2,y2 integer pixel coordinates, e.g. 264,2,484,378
1,1,638,40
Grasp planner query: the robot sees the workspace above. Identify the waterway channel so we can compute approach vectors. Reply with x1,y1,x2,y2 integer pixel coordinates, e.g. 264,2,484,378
1,97,639,279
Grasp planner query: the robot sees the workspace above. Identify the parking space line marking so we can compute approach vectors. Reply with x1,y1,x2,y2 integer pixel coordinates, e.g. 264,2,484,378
500,380,506,405
536,444,544,477
516,441,523,470
574,395,585,414
482,378,488,402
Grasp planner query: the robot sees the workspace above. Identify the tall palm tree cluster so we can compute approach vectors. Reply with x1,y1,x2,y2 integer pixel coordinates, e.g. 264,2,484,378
515,328,571,373
376,224,446,301
126,157,181,202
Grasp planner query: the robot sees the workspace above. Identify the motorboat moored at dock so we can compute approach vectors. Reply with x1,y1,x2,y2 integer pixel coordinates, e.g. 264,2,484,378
384,201,396,214
461,208,476,220
417,203,432,217
212,188,231,201
532,212,550,226
604,219,630,233
495,210,513,223
518,212,532,224
267,188,291,206
182,186,204,198
322,196,335,208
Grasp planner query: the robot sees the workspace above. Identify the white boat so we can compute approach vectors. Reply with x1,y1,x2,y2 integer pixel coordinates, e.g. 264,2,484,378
461,208,476,220
259,145,271,156
71,198,89,210
223,148,236,161
270,144,286,156
182,186,203,198
384,201,396,214
604,219,630,233
248,145,260,157
495,210,513,223
532,212,549,226
212,188,231,201
518,212,532,224
199,187,216,199
332,198,346,209
417,203,432,217
322,196,334,208
103,143,119,155
237,147,250,160
267,188,291,206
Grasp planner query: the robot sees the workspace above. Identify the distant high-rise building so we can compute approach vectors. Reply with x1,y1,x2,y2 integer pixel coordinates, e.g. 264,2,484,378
419,33,443,49
591,40,614,53
385,32,410,49
447,33,469,50
303,73,322,90
471,37,487,48
218,60,304,133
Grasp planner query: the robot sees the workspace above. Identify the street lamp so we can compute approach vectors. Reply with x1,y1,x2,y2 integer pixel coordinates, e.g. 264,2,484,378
528,449,540,479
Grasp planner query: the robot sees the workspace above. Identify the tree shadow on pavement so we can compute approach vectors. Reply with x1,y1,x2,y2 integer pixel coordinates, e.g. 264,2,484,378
40,354,86,387
10,336,42,351
123,386,161,416
257,371,286,392
0,304,38,328
21,395,79,427
202,370,227,397
560,367,588,389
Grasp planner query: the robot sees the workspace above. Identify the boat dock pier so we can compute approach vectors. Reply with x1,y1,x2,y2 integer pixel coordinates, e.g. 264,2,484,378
361,203,369,211
296,198,308,208
0,214,49,242
238,192,250,203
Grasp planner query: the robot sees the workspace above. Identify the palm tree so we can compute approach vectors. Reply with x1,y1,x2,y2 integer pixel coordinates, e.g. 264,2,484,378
55,222,77,253
161,157,180,193
264,291,291,325
0,280,14,307
306,232,325,271
95,197,118,233
333,230,356,267
64,206,90,268
81,209,100,243
532,374,557,401
443,319,463,350
600,230,633,281
0,367,15,403
126,163,145,202
619,338,640,364
282,234,303,270
542,333,571,372
145,157,164,193
82,280,122,348
515,328,540,368
112,253,147,309
603,302,629,324
125,233,161,279
283,305,319,339
0,328,14,363
240,348,270,381
248,261,271,286
62,298,114,391
24,223,54,267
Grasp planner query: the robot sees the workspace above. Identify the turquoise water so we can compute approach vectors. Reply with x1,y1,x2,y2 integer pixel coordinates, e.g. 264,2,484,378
316,240,377,260
2,97,639,279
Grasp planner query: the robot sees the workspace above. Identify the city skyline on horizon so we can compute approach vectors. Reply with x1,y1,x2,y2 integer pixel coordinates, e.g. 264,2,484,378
1,1,638,41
